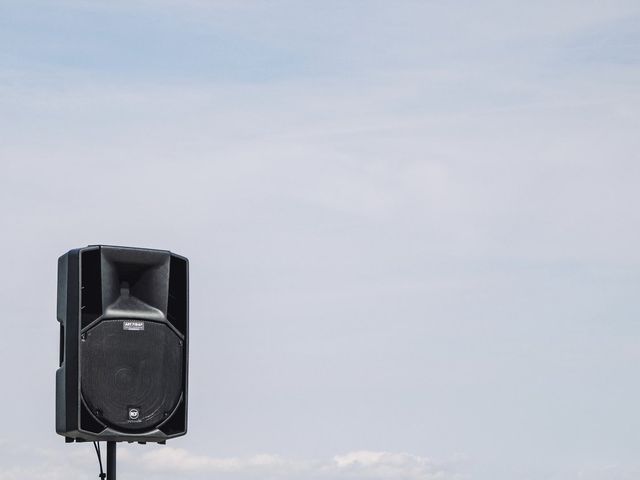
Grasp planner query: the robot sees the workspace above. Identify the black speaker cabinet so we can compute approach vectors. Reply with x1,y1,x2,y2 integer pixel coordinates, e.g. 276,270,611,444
56,245,189,443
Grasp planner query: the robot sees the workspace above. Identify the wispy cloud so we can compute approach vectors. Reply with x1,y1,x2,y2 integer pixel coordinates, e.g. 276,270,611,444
0,441,465,480
127,447,465,479
141,447,463,480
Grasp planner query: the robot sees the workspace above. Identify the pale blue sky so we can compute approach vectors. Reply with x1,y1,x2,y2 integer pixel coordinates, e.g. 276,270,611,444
1,1,640,480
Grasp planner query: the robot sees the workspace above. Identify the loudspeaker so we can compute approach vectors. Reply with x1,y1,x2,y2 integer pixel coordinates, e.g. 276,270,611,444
56,245,189,443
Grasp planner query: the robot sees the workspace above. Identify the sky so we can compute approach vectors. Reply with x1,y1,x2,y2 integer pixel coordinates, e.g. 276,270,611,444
1,1,640,479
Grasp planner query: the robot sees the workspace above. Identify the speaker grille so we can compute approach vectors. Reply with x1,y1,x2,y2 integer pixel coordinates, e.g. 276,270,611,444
80,319,184,432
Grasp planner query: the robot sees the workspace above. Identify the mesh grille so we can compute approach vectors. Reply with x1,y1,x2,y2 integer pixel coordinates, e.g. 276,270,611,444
80,319,184,432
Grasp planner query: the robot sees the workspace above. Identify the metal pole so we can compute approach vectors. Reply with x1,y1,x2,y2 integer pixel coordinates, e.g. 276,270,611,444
106,441,116,480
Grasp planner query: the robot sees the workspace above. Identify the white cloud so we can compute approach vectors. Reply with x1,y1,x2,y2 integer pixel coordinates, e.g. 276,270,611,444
0,440,94,480
132,447,463,480
0,441,464,480
331,451,462,480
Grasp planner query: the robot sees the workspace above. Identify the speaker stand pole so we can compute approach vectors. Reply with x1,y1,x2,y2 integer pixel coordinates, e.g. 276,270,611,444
106,441,116,480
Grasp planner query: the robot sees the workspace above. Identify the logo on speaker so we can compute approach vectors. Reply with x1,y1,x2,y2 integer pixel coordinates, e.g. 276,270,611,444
123,321,144,331
128,408,140,421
